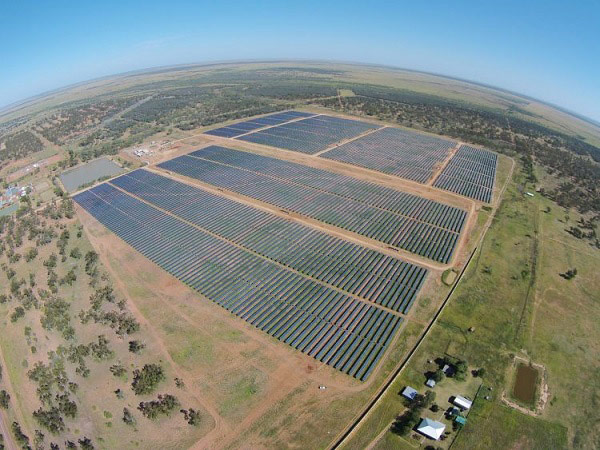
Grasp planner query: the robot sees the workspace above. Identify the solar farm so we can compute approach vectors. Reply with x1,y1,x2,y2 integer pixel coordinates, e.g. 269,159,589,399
204,110,315,138
160,147,467,264
74,178,408,381
73,110,503,383
320,127,456,183
236,115,378,154
433,144,498,203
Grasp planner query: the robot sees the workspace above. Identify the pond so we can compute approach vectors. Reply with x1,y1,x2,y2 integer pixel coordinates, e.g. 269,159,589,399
513,363,538,404
59,157,124,192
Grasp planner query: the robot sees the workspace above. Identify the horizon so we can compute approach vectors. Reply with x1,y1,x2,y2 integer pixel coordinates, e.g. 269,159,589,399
3,58,600,128
1,1,599,122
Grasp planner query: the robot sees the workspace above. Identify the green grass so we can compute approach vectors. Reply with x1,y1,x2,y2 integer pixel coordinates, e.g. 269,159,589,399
217,368,265,420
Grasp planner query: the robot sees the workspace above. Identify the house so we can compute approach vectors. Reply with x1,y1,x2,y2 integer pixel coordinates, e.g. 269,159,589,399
416,418,446,440
452,395,473,410
401,386,418,401
425,378,436,388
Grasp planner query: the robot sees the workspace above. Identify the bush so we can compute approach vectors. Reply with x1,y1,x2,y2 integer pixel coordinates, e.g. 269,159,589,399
123,407,136,426
110,363,126,378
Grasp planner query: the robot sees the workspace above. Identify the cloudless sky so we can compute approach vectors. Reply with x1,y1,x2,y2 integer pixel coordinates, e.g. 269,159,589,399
1,0,599,121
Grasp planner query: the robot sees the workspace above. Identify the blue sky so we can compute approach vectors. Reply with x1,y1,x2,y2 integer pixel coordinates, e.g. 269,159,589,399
1,0,599,121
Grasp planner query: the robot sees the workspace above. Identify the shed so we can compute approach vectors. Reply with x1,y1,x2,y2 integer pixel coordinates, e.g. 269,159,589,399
455,415,467,426
425,378,436,388
417,418,446,440
401,386,418,401
452,395,473,410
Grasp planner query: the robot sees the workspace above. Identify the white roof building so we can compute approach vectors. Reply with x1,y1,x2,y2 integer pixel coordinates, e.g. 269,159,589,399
452,395,473,410
417,418,445,440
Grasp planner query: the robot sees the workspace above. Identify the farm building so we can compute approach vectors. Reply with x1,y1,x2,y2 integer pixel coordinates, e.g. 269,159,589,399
401,386,418,400
417,418,446,440
452,395,473,410
426,378,436,388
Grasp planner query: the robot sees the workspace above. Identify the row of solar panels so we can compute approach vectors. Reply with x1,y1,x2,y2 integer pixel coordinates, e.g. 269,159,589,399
204,110,315,138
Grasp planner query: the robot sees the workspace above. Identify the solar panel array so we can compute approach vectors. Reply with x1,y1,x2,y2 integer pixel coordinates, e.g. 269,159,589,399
236,115,379,154
320,127,456,183
159,146,466,263
204,111,315,138
111,169,428,313
74,183,404,381
433,145,497,203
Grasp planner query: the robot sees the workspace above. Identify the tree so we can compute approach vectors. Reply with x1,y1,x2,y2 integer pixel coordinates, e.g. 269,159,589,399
180,408,202,426
10,307,25,323
11,422,30,448
33,407,65,434
432,369,444,382
138,394,179,419
131,364,165,395
24,247,38,262
78,437,94,450
454,360,469,382
70,247,81,259
128,340,145,354
476,367,486,378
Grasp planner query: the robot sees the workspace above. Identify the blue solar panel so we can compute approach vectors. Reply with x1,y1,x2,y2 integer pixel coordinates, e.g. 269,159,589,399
204,127,242,138
203,111,317,139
